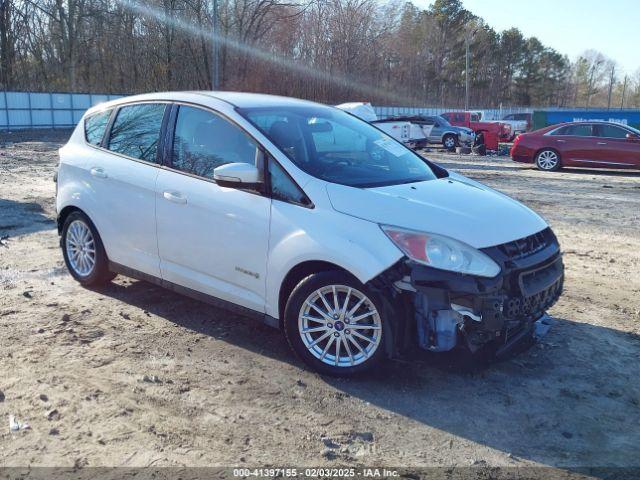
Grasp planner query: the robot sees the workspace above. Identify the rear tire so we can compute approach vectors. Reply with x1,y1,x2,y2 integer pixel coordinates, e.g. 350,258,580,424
283,271,387,376
443,134,458,151
61,211,115,286
535,149,561,171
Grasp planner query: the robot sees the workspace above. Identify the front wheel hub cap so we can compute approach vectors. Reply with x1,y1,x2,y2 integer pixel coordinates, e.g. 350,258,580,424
298,285,382,367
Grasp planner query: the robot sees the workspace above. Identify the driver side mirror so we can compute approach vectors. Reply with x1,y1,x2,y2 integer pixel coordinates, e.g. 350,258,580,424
626,133,639,142
213,162,263,190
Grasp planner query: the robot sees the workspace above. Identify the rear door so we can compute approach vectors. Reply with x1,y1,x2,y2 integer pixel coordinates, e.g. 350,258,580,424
89,102,167,277
155,104,271,313
592,124,640,167
547,124,598,166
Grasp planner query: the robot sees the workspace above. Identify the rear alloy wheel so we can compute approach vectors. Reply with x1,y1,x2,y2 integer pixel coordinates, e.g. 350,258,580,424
61,211,115,286
443,134,458,150
284,271,385,376
535,149,561,171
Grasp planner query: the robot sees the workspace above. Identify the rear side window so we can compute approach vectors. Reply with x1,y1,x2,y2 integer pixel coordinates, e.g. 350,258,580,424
551,125,592,136
84,109,112,146
107,103,166,162
564,124,593,137
171,105,258,179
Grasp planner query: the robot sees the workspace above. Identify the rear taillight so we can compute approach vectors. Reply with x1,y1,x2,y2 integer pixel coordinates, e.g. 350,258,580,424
510,134,522,155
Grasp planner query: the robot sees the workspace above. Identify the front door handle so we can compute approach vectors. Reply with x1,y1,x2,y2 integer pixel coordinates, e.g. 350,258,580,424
90,167,107,178
163,191,187,204
597,142,607,145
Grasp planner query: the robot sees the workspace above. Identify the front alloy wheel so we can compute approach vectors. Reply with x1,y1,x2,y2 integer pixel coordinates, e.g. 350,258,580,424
284,272,386,375
535,149,561,171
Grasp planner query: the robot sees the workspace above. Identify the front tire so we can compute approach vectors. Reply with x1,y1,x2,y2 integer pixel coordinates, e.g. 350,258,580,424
283,271,386,376
61,211,115,286
535,149,561,171
443,134,458,151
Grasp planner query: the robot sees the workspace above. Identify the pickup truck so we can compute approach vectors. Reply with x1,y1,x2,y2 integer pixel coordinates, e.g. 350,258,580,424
471,110,529,139
391,115,475,150
335,103,427,149
441,111,512,150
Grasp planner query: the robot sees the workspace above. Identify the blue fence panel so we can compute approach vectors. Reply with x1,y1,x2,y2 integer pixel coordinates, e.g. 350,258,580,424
0,90,126,129
73,94,92,109
30,93,52,109
6,92,29,109
51,93,72,110
32,110,53,126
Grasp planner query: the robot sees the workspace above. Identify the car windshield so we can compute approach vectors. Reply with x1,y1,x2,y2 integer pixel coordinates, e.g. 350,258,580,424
238,105,438,188
436,116,451,127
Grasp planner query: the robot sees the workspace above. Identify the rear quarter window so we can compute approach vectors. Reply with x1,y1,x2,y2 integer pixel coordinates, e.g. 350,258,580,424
84,109,112,146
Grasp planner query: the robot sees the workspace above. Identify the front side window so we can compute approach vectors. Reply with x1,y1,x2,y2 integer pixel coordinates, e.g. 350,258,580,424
84,109,112,146
171,105,258,179
108,103,166,162
595,124,628,139
239,105,438,188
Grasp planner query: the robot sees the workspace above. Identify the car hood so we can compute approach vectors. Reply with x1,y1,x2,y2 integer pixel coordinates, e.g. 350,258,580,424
326,173,547,249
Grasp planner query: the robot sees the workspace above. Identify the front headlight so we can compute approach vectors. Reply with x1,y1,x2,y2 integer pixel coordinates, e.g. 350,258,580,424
381,225,501,278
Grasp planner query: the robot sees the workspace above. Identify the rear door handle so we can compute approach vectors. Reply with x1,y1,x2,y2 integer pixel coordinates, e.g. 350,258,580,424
597,142,607,145
163,191,187,204
90,167,107,178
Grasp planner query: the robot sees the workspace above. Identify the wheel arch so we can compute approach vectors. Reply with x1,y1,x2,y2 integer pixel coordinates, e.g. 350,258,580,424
57,205,83,234
277,260,356,328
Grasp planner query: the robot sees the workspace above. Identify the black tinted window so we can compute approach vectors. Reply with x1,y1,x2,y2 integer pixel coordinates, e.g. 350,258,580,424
171,105,257,179
595,124,628,139
85,109,112,146
564,124,593,136
269,159,310,206
108,103,166,162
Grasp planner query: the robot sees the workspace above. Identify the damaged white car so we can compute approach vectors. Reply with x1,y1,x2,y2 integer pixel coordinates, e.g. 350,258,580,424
56,92,564,376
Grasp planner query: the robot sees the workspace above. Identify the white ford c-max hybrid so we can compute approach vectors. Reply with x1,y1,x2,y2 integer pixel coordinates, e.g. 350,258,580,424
56,92,564,375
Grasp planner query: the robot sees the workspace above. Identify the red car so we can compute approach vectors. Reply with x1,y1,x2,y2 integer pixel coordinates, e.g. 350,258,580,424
441,111,512,150
511,121,640,171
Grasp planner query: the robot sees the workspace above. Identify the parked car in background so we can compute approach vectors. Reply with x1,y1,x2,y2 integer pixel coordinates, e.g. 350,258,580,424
511,121,640,171
441,111,512,150
335,102,427,149
389,115,475,150
469,110,527,140
56,91,564,376
502,112,532,134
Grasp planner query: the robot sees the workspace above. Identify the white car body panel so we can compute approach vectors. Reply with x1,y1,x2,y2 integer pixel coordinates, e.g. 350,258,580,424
57,91,550,322
325,174,547,249
57,132,162,277
155,168,271,313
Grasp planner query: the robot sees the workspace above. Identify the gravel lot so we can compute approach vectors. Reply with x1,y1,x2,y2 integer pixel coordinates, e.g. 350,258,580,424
1,130,639,473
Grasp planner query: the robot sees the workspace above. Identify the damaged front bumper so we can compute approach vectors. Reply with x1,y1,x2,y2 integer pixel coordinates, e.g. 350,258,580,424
369,227,564,358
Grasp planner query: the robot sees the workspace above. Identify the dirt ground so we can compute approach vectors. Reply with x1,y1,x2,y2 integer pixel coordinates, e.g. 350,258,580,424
1,129,639,473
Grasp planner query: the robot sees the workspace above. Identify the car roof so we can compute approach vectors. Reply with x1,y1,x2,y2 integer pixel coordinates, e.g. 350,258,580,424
88,91,321,113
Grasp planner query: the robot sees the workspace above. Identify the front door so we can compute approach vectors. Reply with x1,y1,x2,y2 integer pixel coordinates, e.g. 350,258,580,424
592,123,640,168
155,104,270,313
